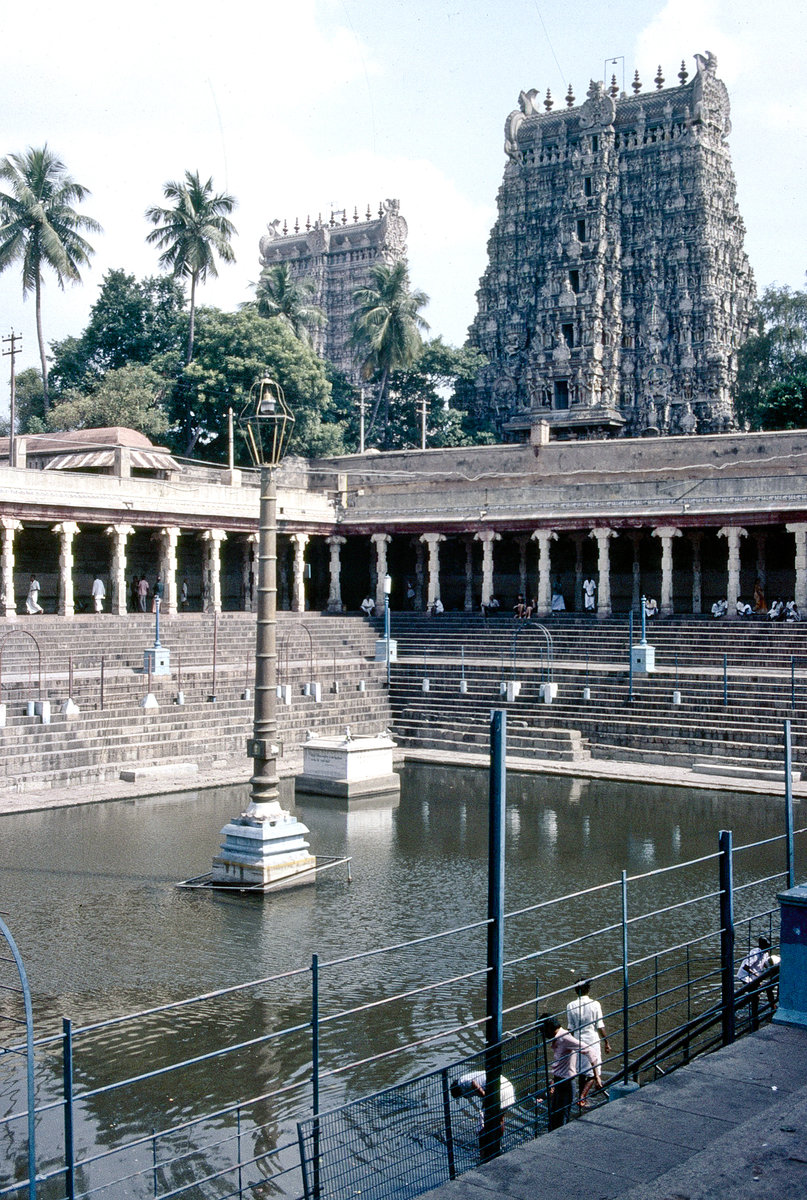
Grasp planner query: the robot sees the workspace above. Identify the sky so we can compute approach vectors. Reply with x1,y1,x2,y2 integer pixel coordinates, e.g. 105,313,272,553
1,0,806,404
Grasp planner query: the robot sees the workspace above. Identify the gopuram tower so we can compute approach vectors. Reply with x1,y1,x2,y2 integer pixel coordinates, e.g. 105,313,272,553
259,201,408,386
468,53,755,439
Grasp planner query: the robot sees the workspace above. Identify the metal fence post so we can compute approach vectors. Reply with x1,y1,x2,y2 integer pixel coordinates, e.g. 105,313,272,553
784,719,795,889
311,953,320,1199
621,870,630,1081
628,613,633,703
792,656,796,710
440,1068,457,1181
63,1017,75,1200
719,829,735,1046
723,654,728,707
482,708,506,1162
99,655,105,711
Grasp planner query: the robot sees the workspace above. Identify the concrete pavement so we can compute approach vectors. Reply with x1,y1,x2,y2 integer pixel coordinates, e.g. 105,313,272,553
422,1022,807,1200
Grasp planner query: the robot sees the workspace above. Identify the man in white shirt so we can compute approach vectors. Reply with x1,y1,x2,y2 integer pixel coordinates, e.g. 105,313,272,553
91,575,106,613
450,1070,516,1153
566,979,611,1107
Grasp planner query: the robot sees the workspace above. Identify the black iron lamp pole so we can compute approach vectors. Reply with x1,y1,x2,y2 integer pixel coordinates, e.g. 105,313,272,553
240,376,295,810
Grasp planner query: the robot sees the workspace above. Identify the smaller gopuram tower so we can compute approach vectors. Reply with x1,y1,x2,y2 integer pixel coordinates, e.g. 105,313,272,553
468,53,755,439
258,201,408,385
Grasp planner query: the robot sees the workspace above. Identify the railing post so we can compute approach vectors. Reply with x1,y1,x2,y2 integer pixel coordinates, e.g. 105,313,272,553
719,829,735,1046
440,1068,457,1181
311,953,320,1199
723,654,728,707
63,1017,75,1200
784,719,795,889
621,870,630,1081
482,708,506,1162
628,612,633,703
152,1128,158,1198
237,1106,243,1199
792,656,796,710
100,655,105,711
210,613,218,702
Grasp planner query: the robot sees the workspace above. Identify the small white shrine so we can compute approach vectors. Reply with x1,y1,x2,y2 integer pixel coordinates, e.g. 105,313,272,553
295,730,400,805
211,797,316,890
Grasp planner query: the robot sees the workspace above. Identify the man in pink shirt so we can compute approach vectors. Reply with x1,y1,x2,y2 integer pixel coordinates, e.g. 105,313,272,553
542,1015,591,1130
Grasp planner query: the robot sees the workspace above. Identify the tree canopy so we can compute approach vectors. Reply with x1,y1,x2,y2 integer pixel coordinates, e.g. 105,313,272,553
255,262,325,343
49,268,186,393
145,170,236,363
169,305,344,461
737,283,807,429
351,260,429,435
0,145,101,409
46,364,170,441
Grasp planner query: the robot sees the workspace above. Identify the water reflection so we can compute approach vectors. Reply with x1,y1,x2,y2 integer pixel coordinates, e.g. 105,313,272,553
0,765,796,1197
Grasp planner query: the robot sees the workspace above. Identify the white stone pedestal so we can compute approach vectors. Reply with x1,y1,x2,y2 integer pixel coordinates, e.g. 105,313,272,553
211,799,316,889
631,643,656,673
144,646,171,676
374,638,397,663
295,734,400,805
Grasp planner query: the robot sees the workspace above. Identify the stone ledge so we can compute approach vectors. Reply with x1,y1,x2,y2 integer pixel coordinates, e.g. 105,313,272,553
119,762,199,782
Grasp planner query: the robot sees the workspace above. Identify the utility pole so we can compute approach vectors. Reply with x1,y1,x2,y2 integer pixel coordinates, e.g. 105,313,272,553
420,393,427,450
2,331,22,468
358,387,365,454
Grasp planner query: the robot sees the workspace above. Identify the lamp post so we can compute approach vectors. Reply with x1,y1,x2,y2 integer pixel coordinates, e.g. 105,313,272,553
240,376,295,812
383,572,392,687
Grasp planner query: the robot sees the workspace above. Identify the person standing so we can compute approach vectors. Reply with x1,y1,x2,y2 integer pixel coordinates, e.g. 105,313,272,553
137,576,150,613
91,575,106,613
180,579,189,610
583,577,596,612
566,980,611,1107
542,1015,591,1129
26,575,43,615
152,578,163,613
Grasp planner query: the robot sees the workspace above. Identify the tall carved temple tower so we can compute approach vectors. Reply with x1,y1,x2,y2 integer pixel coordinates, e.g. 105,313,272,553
258,201,408,385
468,53,755,439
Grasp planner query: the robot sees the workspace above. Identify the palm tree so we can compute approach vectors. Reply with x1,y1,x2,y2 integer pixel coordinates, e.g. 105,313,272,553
256,262,325,343
351,261,429,435
0,145,101,411
145,171,236,363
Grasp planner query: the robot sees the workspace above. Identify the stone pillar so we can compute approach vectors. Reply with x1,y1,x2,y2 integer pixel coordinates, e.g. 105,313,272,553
787,523,807,611
463,536,475,612
104,523,135,616
629,531,643,611
475,530,501,607
371,533,392,610
1,518,21,618
572,533,585,612
326,535,346,613
530,529,557,617
201,529,227,614
718,526,747,614
420,533,445,609
157,526,180,615
291,533,309,613
755,531,767,589
589,528,616,617
52,522,79,616
242,534,258,612
690,531,703,614
652,526,682,617
515,535,529,598
413,538,425,611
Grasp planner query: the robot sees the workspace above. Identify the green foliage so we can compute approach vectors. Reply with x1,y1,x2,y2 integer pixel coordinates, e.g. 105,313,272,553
255,263,325,343
382,339,491,450
14,367,46,433
146,170,236,363
49,268,186,393
168,305,343,460
737,283,807,429
0,145,101,407
46,364,170,440
350,260,429,434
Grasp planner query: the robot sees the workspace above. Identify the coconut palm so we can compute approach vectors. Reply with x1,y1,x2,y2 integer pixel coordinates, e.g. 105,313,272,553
0,145,101,411
145,171,236,363
256,262,325,343
351,260,429,435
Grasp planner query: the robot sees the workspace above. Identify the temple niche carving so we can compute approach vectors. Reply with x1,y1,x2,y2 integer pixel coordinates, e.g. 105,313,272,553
468,53,755,439
258,201,409,386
